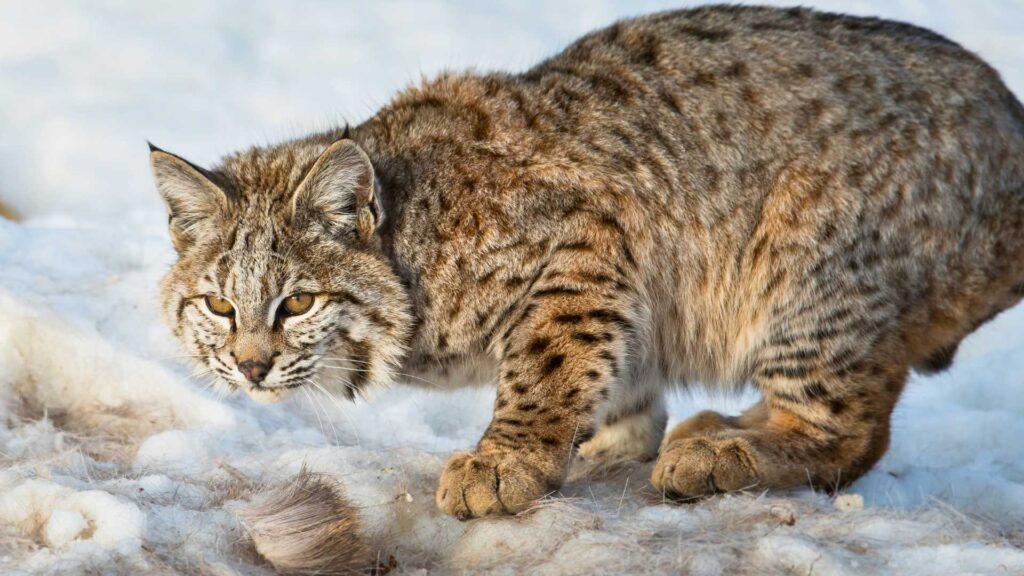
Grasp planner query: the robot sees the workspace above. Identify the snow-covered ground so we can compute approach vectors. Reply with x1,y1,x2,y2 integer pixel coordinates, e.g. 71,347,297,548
1,1,1023,574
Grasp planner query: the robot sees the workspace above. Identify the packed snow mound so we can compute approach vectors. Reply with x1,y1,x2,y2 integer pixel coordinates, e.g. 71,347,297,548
0,479,145,553
2,0,1024,574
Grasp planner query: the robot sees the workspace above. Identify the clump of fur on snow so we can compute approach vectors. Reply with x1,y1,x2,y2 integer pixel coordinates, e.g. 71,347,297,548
238,469,368,575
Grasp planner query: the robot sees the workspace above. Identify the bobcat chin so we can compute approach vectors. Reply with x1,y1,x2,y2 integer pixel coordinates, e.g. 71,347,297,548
154,6,1024,520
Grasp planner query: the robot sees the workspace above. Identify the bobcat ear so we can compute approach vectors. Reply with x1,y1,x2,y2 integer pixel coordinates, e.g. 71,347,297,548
291,139,380,242
149,143,229,253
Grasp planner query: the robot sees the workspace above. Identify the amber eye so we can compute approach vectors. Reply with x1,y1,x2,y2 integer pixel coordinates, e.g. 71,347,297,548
281,293,314,317
204,294,235,317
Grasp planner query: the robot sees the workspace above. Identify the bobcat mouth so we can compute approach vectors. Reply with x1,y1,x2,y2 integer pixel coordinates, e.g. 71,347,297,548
207,365,297,403
248,380,306,391
238,376,307,403
244,385,290,405
218,354,372,403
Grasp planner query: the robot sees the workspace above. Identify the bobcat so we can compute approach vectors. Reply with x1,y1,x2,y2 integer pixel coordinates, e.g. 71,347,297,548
152,6,1024,519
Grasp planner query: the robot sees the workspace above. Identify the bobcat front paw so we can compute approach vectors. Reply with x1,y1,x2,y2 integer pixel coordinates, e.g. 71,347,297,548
651,435,761,498
435,452,548,519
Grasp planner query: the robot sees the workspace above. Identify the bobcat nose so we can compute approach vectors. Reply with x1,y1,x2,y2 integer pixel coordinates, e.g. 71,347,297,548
237,360,271,383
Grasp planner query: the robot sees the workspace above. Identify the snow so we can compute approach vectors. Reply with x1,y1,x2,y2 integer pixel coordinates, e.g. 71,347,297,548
1,1,1023,574
0,478,146,571
42,509,89,549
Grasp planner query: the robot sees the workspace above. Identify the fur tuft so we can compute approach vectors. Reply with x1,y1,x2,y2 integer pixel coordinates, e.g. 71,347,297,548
238,470,368,575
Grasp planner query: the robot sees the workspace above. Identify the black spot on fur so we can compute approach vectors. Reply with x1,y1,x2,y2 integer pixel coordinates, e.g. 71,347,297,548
578,272,615,284
821,306,854,325
916,343,958,374
693,70,718,87
544,354,565,375
534,286,583,298
475,310,491,328
724,61,749,78
554,313,584,324
829,398,848,415
587,309,629,328
770,348,819,363
759,365,810,380
761,271,786,298
803,381,829,401
677,25,732,42
527,337,551,354
772,391,802,404
476,267,500,283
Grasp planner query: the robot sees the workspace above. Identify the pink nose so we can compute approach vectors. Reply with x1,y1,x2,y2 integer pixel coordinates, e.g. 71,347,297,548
237,360,271,383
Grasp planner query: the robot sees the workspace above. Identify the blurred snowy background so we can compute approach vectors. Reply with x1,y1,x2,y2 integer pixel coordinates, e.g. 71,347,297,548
1,1,1023,574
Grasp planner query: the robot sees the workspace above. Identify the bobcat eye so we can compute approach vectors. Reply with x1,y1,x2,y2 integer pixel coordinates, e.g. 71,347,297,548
204,294,235,317
280,293,314,317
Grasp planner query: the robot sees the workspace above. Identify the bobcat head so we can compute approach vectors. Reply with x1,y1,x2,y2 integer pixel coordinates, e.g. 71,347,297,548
151,136,412,403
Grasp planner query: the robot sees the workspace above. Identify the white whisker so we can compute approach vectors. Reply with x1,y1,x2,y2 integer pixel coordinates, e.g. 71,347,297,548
300,386,328,441
301,378,341,445
317,358,439,388
308,379,361,448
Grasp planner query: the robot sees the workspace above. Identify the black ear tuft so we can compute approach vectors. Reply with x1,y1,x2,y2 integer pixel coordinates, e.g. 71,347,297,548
341,124,352,140
147,141,162,153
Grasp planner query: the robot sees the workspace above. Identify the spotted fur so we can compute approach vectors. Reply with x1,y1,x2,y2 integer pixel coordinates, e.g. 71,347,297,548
155,6,1024,518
